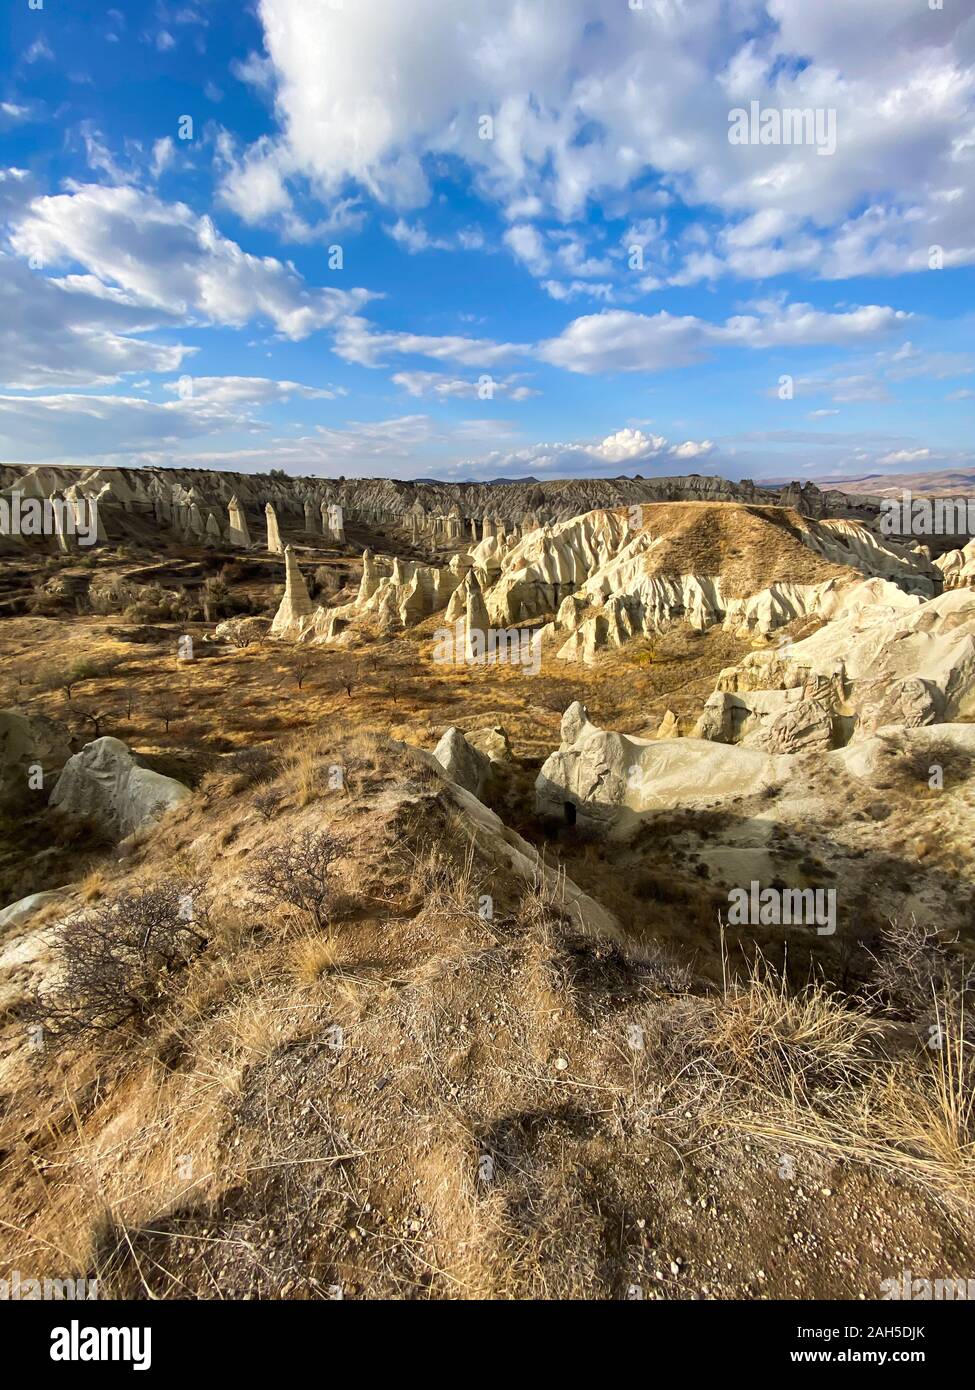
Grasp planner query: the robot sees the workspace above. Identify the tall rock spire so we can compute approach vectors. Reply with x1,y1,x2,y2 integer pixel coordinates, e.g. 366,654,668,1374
270,545,315,634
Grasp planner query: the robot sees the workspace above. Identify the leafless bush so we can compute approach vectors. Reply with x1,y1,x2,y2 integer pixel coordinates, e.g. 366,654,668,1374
247,829,343,929
32,879,212,1039
870,917,974,1028
254,788,283,822
226,744,281,788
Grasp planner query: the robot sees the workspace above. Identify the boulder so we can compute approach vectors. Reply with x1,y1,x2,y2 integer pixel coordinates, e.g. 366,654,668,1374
856,677,942,737
467,724,513,764
0,709,71,812
433,727,492,800
757,698,833,754
50,737,191,840
0,885,77,935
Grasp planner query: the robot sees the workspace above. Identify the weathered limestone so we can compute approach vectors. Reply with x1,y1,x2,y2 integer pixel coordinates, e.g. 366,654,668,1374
712,584,975,744
536,703,784,838
358,548,380,604
656,709,679,739
464,570,490,664
228,495,251,547
694,690,834,753
205,511,223,545
0,709,71,812
51,737,191,841
433,727,492,800
321,500,346,542
304,498,318,533
936,538,975,590
265,502,283,555
467,724,512,765
270,546,315,636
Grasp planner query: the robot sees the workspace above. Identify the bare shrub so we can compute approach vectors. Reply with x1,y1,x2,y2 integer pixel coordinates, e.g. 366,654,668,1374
870,917,974,1030
254,788,283,822
32,879,211,1039
247,828,343,929
226,744,282,788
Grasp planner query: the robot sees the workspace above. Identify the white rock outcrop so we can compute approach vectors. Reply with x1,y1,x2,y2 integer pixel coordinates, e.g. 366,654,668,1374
0,709,71,811
536,702,785,837
270,546,316,636
50,737,191,840
432,727,492,800
710,585,975,745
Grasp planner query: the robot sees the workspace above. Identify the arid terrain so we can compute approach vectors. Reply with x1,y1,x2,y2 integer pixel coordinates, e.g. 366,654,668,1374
1,464,973,1300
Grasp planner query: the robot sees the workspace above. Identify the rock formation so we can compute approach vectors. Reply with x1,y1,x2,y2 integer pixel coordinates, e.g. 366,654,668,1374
50,737,190,840
432,727,492,799
536,702,784,837
270,546,316,636
0,709,71,812
265,502,283,555
702,583,975,747
228,496,251,547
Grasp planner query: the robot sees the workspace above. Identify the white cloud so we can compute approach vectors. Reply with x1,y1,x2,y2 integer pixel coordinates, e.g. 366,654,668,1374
0,251,193,389
161,375,344,405
150,137,176,180
0,391,237,460
232,0,975,287
538,302,911,374
386,219,452,254
504,224,550,275
877,447,932,466
333,316,523,369
449,428,715,479
24,37,54,64
392,371,538,401
216,133,293,224
9,182,372,339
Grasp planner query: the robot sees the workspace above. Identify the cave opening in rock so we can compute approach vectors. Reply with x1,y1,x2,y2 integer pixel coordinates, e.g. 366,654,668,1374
563,801,577,826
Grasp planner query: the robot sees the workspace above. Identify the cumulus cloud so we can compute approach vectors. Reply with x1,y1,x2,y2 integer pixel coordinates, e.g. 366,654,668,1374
231,0,975,286
9,182,372,339
448,428,716,480
538,302,911,374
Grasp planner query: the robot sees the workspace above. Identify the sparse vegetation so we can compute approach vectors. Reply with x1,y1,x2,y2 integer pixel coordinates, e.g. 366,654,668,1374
31,879,211,1039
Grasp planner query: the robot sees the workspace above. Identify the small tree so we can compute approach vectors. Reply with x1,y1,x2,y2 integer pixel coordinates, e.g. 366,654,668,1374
32,879,211,1038
51,656,120,701
70,700,107,739
332,657,357,699
283,649,314,691
248,829,342,929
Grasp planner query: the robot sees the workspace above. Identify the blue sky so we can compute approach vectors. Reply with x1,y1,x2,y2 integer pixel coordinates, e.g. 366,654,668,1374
1,0,973,481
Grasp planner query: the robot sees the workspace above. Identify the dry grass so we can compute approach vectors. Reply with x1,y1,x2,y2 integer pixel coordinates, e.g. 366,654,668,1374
688,935,975,1209
288,928,342,984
